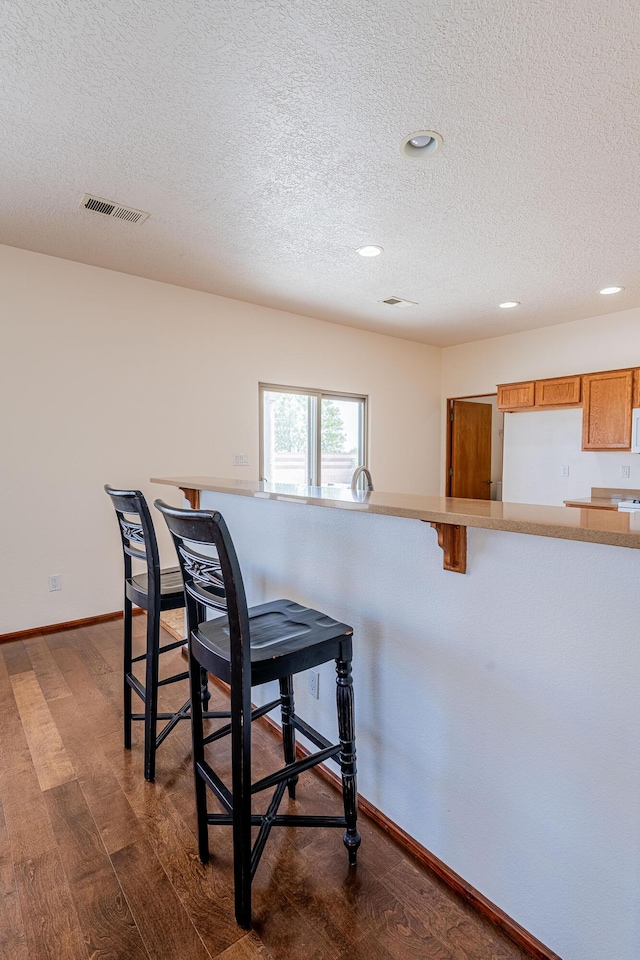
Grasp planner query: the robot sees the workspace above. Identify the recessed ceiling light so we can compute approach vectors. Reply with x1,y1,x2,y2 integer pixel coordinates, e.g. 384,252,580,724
356,245,383,257
400,130,443,160
499,301,520,308
599,286,624,295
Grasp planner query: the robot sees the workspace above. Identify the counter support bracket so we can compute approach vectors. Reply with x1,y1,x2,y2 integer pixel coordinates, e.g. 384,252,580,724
180,487,200,510
430,522,467,574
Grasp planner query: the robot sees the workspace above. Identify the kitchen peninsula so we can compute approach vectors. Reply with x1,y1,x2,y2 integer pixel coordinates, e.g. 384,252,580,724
152,476,640,960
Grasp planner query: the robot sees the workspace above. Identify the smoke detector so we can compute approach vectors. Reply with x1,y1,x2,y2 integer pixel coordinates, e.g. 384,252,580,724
80,194,149,225
380,296,419,307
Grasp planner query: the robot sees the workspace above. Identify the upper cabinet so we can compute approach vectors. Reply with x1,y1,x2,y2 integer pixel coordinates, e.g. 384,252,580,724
497,375,581,411
497,381,535,410
535,375,581,408
581,369,633,450
496,367,639,451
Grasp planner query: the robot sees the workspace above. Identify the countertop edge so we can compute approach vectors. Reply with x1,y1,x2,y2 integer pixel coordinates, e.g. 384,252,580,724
150,477,640,551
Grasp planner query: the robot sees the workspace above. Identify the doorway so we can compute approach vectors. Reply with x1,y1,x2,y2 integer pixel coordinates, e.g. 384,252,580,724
446,395,504,500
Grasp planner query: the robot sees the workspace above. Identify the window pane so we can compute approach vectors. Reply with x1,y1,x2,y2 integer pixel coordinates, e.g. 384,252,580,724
263,390,311,485
321,397,363,487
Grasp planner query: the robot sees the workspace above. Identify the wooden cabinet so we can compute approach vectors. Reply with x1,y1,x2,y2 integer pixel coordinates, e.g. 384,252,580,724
581,369,633,450
633,368,640,409
535,375,581,408
497,381,535,411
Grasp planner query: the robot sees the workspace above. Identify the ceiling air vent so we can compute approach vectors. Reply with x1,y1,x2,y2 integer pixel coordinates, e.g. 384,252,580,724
80,194,149,225
380,296,418,307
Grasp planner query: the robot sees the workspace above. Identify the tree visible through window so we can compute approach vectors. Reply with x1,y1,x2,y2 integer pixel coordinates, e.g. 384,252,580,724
321,399,347,453
261,386,366,487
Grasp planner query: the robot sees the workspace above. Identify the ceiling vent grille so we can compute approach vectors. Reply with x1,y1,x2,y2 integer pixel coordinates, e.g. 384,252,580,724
80,194,149,225
380,296,419,307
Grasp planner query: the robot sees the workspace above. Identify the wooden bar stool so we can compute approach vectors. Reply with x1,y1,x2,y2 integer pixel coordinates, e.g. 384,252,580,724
155,499,360,928
105,486,222,781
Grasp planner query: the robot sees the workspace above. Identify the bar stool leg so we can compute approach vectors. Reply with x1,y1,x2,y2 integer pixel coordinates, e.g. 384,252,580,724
199,665,211,708
189,646,210,864
336,657,361,865
123,595,133,750
279,675,298,799
231,685,252,929
143,605,160,782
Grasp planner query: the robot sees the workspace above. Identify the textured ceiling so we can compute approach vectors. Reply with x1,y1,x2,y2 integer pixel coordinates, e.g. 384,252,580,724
1,0,639,346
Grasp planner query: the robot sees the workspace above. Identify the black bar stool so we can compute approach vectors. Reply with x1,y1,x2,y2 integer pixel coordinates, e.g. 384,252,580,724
155,499,360,928
104,486,221,781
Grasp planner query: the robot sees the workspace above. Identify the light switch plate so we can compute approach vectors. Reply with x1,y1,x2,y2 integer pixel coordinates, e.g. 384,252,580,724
233,453,249,466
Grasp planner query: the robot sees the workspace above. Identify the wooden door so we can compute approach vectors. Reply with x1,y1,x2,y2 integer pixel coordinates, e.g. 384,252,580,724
449,401,493,499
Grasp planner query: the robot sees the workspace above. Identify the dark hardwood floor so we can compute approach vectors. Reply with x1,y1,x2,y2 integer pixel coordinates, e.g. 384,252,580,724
0,618,531,960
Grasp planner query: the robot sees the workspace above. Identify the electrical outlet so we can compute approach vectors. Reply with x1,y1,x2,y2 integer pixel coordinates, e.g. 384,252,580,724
233,453,249,466
561,465,569,477
308,670,320,699
48,575,61,592
621,465,631,479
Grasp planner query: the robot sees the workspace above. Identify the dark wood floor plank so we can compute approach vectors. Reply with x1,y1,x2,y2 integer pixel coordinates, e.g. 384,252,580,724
110,838,212,960
14,849,91,960
0,655,58,863
100,729,244,957
49,644,122,741
1,640,32,676
215,932,275,960
10,670,75,792
380,858,528,960
24,634,73,701
66,625,116,678
90,619,135,673
0,800,29,959
334,918,455,960
44,779,150,960
47,693,140,855
267,824,404,952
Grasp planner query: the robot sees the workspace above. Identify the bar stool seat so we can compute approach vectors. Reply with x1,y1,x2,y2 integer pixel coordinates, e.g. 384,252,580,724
194,599,352,686
129,566,184,607
155,500,361,929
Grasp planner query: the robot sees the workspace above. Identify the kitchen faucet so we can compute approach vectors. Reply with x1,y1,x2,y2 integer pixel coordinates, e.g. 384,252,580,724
351,465,374,493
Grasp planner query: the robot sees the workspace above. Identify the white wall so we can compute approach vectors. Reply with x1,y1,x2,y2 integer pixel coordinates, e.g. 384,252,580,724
199,490,640,960
442,306,640,496
0,244,441,633
503,408,640,504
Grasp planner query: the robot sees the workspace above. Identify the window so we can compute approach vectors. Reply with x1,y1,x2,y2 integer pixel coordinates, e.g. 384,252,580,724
260,384,367,488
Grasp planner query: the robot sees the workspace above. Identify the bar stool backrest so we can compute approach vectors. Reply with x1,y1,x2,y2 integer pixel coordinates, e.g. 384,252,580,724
154,501,251,717
104,485,161,603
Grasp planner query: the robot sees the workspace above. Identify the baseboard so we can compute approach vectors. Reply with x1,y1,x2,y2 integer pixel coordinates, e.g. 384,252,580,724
0,608,143,644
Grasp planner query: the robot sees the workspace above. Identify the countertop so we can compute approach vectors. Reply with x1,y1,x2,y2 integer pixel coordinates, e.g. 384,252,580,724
564,487,640,511
151,476,640,551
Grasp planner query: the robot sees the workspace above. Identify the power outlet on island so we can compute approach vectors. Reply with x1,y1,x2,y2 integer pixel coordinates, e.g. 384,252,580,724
308,670,320,699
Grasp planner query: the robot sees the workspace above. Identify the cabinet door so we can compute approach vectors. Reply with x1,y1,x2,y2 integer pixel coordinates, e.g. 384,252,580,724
582,370,633,450
535,375,581,407
497,381,535,411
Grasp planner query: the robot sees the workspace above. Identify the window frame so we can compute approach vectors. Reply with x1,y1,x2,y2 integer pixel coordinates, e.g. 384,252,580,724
259,382,368,486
